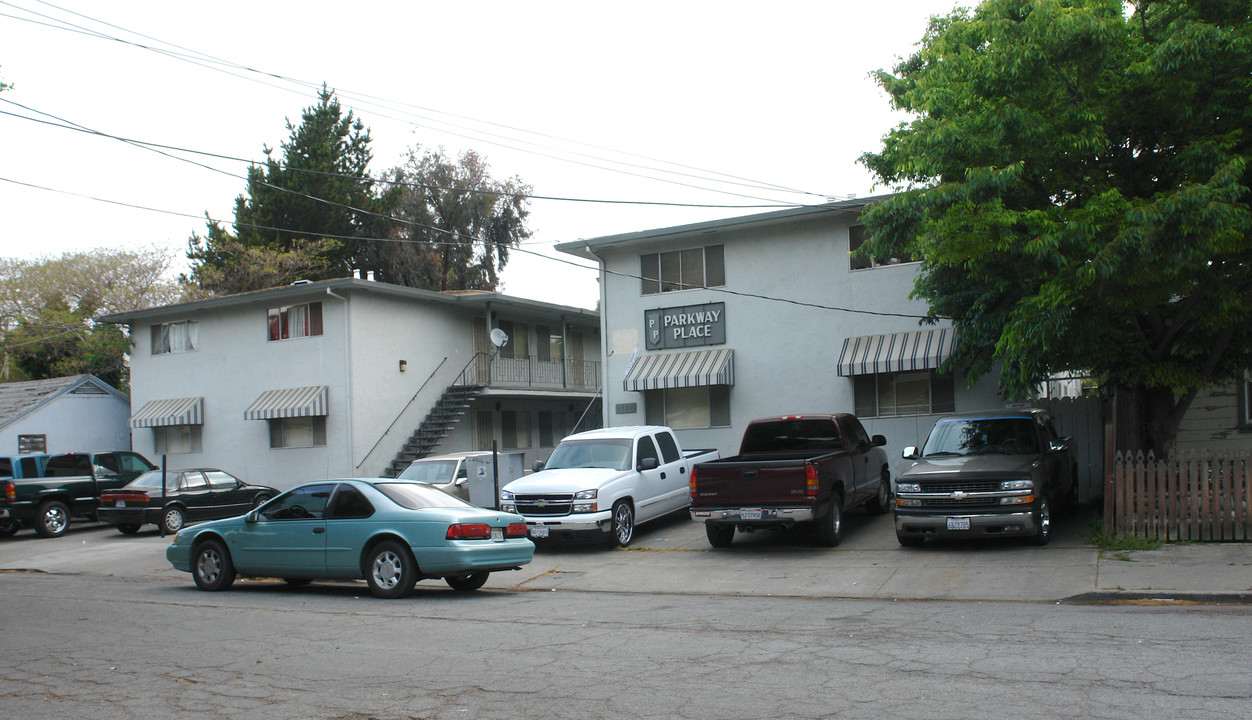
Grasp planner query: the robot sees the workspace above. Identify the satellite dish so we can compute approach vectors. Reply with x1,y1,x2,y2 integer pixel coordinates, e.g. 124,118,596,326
489,328,509,348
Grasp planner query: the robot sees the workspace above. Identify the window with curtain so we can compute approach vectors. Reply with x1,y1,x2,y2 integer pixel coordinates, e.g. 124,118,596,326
150,320,199,355
267,302,323,341
645,386,731,429
854,371,955,418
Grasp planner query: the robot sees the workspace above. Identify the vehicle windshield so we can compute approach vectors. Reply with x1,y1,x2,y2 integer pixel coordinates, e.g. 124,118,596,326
543,439,632,471
396,460,458,484
922,418,1040,457
375,481,473,510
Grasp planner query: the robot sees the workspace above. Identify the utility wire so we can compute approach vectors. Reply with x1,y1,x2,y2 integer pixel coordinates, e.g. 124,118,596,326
0,174,938,321
0,103,801,210
2,0,839,203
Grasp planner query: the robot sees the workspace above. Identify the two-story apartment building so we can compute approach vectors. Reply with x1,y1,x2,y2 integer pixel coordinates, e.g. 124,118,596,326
556,196,1004,480
101,278,600,489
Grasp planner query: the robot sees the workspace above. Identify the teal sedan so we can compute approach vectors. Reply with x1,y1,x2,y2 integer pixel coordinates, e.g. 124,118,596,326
166,479,534,598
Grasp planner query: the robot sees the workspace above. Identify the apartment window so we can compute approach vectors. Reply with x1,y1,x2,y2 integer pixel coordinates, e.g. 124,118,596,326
497,320,530,359
154,425,202,454
150,320,199,355
849,225,914,271
535,325,564,362
641,245,725,295
854,371,955,418
537,410,567,448
267,302,323,341
269,416,327,448
645,386,731,429
501,410,532,449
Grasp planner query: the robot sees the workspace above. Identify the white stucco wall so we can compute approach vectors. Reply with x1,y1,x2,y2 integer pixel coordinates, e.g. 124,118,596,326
0,391,131,455
590,208,1003,480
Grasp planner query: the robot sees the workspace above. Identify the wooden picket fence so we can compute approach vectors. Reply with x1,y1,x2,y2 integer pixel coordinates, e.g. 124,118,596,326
1107,451,1252,541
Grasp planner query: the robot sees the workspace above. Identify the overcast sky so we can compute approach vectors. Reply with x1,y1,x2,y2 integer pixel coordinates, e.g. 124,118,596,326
0,0,960,310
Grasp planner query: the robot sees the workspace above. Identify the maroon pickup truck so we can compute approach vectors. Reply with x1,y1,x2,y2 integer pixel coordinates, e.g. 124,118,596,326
689,414,891,547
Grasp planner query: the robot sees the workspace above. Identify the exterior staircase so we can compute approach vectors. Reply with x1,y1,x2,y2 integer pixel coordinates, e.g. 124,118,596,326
385,383,483,477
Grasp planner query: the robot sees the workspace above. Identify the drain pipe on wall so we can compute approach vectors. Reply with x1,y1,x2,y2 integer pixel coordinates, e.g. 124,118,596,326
582,241,610,428
326,286,354,476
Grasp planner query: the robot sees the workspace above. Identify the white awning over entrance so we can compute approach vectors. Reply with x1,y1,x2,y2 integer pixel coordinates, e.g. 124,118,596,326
837,328,953,376
244,386,329,420
623,348,734,392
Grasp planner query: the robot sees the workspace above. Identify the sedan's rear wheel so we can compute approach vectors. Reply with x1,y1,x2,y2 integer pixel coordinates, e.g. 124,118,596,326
193,539,235,591
365,541,416,599
116,523,142,535
163,506,185,534
445,571,489,591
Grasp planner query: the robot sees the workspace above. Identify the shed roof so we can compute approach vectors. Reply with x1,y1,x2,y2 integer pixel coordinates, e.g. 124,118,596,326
0,375,128,431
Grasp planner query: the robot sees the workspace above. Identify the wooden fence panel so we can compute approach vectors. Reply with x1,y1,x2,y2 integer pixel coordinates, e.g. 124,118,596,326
1107,450,1252,541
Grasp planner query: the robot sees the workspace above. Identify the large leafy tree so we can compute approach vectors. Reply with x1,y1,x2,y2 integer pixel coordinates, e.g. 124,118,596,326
360,147,532,291
0,248,187,389
187,86,399,293
859,0,1252,454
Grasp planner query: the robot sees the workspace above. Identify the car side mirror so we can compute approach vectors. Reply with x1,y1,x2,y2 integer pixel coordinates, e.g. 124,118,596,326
454,477,468,487
872,434,887,447
639,457,659,471
902,446,919,460
245,509,259,523
532,461,545,473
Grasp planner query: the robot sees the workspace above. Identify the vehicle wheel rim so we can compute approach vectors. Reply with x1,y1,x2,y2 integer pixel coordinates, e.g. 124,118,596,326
614,505,633,544
197,549,221,584
165,509,184,533
877,480,889,507
44,506,67,534
372,551,402,589
831,505,842,535
1038,499,1050,539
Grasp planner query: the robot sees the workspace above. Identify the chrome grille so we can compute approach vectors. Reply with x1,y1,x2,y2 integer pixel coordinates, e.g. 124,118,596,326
916,480,1002,493
514,493,574,516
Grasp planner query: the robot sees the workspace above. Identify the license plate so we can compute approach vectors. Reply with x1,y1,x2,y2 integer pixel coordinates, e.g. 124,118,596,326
490,527,503,542
116,501,126,508
947,517,971,531
741,508,762,520
529,524,549,539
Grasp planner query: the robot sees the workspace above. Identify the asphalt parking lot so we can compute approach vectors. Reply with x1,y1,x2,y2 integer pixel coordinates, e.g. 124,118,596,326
2,501,1249,603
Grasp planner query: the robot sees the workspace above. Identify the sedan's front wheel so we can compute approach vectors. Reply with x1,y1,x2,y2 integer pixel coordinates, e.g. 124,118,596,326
193,539,235,591
365,541,416,599
446,571,489,591
163,506,185,534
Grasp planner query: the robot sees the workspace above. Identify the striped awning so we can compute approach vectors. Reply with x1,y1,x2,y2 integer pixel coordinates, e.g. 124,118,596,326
244,386,329,420
624,349,734,392
130,397,203,428
837,328,954,377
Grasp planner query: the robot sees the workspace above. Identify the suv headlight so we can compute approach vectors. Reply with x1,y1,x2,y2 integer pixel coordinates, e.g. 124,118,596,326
499,490,515,512
999,480,1033,491
572,488,598,513
896,483,921,493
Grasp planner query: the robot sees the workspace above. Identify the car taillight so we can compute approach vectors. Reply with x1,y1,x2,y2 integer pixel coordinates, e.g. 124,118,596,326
105,493,151,504
806,464,819,497
689,467,698,500
505,523,527,538
446,523,493,540
2,481,14,502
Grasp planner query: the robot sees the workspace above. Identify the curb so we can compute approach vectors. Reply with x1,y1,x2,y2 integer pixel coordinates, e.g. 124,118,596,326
1060,591,1252,606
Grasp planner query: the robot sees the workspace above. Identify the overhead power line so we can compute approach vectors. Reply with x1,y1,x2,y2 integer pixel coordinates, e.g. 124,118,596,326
0,174,936,321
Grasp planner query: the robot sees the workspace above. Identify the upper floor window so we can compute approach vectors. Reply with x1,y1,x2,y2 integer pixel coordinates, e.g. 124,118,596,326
854,370,954,418
641,245,725,295
849,225,914,271
151,320,198,355
268,302,323,342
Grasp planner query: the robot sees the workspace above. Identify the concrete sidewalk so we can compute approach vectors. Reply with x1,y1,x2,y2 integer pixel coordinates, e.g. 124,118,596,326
1,504,1248,604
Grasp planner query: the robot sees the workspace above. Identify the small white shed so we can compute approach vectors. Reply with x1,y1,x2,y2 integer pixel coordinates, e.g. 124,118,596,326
0,375,131,454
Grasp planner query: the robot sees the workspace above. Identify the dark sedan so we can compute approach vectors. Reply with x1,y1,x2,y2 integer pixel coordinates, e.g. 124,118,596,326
97,469,277,534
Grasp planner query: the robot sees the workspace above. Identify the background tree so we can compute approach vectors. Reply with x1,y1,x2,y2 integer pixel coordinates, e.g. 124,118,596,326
0,247,187,388
859,0,1252,455
187,86,399,293
360,147,532,291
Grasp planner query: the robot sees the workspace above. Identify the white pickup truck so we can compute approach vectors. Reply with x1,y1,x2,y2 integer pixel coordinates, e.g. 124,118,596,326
499,426,719,547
